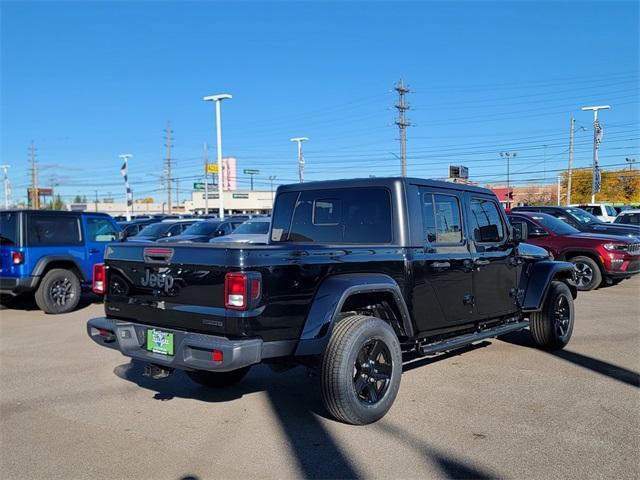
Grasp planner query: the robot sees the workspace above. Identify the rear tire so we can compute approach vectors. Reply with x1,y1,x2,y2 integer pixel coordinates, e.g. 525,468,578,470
570,256,602,291
34,269,81,314
186,367,250,388
530,281,574,350
321,315,402,425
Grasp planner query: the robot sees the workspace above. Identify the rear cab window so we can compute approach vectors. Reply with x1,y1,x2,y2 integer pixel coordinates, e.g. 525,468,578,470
271,187,392,244
27,214,82,246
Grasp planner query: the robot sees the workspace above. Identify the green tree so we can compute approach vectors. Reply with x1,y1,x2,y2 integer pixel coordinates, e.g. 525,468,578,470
50,195,66,211
73,195,83,203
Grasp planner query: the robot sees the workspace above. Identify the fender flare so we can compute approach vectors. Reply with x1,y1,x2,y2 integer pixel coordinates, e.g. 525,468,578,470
294,273,413,356
520,260,576,312
30,255,87,287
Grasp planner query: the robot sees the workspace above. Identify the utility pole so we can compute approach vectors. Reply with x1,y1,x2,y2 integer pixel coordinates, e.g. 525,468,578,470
567,115,575,205
626,157,636,171
94,190,99,212
557,176,561,206
29,141,39,209
203,93,232,220
175,178,180,208
543,144,548,184
394,79,411,177
203,142,209,215
164,122,174,214
290,137,309,183
581,105,610,203
269,175,276,204
499,151,517,208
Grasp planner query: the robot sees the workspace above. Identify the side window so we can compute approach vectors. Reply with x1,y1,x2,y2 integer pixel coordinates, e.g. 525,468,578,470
419,190,462,244
420,191,436,243
434,194,463,243
87,217,117,242
469,198,505,243
231,222,243,230
605,205,617,216
219,223,232,235
28,215,82,246
167,224,182,236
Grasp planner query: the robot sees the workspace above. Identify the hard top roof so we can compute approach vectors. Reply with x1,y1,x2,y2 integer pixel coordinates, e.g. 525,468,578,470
276,177,492,195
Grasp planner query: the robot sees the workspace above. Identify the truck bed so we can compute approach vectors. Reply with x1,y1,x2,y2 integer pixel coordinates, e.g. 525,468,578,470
103,242,407,341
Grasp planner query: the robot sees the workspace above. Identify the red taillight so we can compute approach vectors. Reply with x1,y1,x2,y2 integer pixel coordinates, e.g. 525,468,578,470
93,263,106,295
224,272,261,310
212,350,223,362
225,272,247,310
11,251,24,265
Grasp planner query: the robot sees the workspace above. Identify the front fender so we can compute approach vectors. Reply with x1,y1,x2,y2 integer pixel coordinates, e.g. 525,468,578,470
520,260,576,312
294,273,411,356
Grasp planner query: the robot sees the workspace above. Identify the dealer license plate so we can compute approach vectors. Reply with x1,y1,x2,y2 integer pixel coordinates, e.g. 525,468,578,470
146,328,174,356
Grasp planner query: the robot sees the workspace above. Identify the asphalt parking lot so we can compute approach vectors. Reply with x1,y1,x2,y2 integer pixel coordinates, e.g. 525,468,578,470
1,278,639,480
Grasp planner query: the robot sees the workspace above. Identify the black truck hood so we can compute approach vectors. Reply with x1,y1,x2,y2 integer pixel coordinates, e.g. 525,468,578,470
581,222,640,238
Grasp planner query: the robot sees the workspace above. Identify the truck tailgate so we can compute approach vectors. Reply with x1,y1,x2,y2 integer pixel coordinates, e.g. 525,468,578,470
104,243,235,336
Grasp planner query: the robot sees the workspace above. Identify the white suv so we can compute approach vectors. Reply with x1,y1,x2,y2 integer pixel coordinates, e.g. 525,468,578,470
570,204,618,223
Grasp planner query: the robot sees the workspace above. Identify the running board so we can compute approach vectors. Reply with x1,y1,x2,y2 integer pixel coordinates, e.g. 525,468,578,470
418,320,529,356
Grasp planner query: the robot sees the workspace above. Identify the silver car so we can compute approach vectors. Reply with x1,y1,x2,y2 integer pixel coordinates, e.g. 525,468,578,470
209,217,271,245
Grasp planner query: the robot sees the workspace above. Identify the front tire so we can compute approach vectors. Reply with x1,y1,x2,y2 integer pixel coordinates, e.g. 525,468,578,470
530,281,574,350
570,255,602,291
321,315,402,425
186,367,250,388
34,269,81,314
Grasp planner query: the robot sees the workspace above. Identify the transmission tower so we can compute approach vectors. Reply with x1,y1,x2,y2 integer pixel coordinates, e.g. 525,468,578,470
394,79,411,177
164,122,174,214
29,141,39,209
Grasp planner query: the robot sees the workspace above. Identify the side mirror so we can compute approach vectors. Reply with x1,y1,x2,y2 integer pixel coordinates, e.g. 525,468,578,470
510,222,528,242
118,230,127,241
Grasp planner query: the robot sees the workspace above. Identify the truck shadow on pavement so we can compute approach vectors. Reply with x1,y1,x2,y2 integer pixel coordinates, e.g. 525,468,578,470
499,331,640,388
115,348,498,479
0,292,101,312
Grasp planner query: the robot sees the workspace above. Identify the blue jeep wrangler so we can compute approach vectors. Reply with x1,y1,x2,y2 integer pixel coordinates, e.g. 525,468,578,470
0,210,120,314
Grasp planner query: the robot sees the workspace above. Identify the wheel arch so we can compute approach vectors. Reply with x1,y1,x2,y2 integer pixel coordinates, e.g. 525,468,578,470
294,273,413,356
520,260,577,312
31,256,87,288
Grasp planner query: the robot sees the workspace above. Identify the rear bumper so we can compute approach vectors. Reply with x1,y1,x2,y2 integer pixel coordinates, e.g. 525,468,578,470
87,317,296,372
0,276,36,295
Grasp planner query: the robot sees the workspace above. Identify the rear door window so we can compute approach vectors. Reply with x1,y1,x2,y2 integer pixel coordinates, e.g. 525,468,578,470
28,214,82,246
0,212,18,246
272,187,392,244
419,190,463,244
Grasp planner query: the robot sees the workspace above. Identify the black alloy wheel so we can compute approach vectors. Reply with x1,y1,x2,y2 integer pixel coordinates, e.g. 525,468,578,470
353,339,393,405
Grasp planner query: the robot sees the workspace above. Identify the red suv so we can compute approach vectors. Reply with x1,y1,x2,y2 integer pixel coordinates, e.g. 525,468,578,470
508,212,640,291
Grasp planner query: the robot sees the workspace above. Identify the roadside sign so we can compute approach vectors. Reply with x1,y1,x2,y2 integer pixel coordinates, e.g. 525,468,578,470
243,169,260,175
206,164,219,174
193,182,215,191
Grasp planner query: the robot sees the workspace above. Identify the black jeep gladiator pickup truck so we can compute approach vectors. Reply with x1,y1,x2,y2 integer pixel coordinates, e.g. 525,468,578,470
88,177,577,424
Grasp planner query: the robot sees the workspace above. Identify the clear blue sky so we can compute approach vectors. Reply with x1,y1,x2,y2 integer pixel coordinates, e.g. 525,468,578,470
1,1,638,204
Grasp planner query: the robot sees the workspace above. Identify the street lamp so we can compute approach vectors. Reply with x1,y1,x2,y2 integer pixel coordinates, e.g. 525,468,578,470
204,93,232,219
499,151,517,208
626,157,636,171
290,137,309,183
269,175,277,205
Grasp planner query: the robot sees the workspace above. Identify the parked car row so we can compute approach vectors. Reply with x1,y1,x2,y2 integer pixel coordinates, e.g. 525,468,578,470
509,205,640,291
567,203,640,223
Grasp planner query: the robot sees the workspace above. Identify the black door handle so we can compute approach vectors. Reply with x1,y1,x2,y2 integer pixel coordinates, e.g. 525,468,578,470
431,261,451,269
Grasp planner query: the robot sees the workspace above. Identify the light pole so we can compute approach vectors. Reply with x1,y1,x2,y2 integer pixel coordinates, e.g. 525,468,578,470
0,164,10,209
499,151,517,208
290,137,309,183
626,157,636,171
269,175,276,205
581,105,610,203
204,93,232,219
